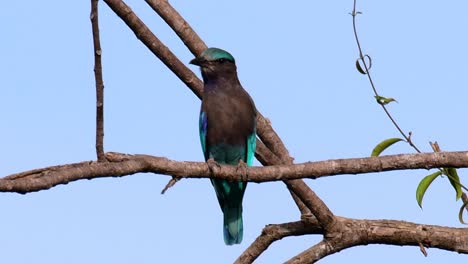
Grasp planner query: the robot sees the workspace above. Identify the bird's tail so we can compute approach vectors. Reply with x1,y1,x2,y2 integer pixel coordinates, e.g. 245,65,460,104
223,205,243,245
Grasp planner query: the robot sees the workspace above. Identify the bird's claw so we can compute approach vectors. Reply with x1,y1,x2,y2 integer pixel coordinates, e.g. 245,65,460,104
207,158,221,176
236,160,248,182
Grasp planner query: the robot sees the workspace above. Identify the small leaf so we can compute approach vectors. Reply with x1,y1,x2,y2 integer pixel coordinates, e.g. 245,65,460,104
371,138,403,157
356,59,367,74
446,168,463,200
416,171,442,208
349,11,362,17
375,95,397,105
355,55,372,74
458,199,468,225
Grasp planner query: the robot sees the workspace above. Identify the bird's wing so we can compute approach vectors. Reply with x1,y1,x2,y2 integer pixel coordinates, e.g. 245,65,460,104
246,128,256,166
199,110,208,160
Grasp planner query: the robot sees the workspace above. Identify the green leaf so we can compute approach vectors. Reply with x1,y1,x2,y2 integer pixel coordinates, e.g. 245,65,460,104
375,95,397,105
458,199,468,225
355,55,372,74
371,138,403,157
446,168,463,200
416,171,442,208
356,59,367,74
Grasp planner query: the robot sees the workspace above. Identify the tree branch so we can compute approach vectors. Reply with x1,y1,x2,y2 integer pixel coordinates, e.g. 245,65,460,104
103,0,202,97
235,215,468,263
2,151,468,194
145,0,206,55
286,180,335,230
235,218,322,264
285,217,468,263
91,0,106,161
285,240,332,264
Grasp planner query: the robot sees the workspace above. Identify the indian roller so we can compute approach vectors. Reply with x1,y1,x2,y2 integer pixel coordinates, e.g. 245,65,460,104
190,47,257,245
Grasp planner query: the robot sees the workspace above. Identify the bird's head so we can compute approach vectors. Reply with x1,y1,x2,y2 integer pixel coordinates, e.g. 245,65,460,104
190,48,237,80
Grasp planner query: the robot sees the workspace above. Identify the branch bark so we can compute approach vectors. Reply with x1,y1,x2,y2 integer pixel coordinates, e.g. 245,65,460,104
103,0,202,97
91,0,106,161
145,0,206,56
285,217,468,263
235,218,322,263
2,151,468,193
236,215,468,264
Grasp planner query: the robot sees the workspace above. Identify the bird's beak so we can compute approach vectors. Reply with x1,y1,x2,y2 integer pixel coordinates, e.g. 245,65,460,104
190,57,203,66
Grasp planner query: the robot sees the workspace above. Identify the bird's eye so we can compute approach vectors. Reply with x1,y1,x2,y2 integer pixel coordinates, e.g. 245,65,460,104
218,58,227,63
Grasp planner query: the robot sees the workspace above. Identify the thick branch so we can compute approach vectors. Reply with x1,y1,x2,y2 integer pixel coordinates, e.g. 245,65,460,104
145,0,206,55
234,215,468,264
285,240,332,264
103,0,203,97
286,180,335,231
286,217,468,263
91,0,106,161
2,151,468,194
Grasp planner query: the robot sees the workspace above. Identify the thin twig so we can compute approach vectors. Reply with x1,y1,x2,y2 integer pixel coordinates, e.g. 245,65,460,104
91,0,106,161
419,242,428,257
351,0,421,153
160,177,180,194
462,193,468,214
351,0,468,208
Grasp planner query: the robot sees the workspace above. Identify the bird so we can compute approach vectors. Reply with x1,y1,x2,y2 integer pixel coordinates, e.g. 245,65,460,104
190,47,257,245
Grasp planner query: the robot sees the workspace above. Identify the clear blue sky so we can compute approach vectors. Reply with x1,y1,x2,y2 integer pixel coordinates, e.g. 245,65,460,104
1,1,467,263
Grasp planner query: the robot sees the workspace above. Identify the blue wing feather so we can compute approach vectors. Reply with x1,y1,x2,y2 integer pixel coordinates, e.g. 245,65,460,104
199,111,208,160
246,129,256,166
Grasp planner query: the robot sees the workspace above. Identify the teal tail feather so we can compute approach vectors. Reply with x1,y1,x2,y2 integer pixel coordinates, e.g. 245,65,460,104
223,205,243,245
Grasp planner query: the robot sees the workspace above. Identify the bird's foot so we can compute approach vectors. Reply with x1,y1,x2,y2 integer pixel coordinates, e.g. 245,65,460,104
236,160,248,182
207,158,221,176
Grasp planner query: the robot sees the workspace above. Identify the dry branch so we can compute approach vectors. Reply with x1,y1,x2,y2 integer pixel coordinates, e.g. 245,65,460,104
2,151,468,194
6,148,467,261
235,219,323,264
91,0,106,161
285,217,468,263
237,215,468,264
145,0,206,55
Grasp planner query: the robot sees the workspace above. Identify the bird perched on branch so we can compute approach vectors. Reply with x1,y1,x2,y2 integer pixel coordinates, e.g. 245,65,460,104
190,47,257,245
